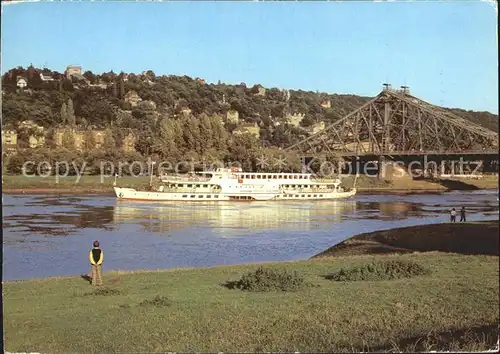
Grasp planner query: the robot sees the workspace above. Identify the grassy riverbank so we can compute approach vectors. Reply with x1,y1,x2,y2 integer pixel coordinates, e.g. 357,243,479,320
2,174,498,194
4,221,499,352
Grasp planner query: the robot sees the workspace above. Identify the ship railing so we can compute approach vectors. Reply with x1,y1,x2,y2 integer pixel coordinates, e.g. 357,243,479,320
160,174,211,182
310,177,342,184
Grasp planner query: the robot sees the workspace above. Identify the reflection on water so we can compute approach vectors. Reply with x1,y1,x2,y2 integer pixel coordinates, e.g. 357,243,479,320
2,190,498,281
113,200,357,235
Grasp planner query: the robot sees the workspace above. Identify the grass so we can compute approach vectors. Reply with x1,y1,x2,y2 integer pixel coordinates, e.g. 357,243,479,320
3,253,499,353
2,175,149,193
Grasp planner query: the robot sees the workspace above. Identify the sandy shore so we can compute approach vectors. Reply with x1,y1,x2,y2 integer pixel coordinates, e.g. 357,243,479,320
312,220,499,258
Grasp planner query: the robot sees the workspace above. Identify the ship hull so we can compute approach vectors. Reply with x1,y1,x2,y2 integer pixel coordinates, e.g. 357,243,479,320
114,187,356,202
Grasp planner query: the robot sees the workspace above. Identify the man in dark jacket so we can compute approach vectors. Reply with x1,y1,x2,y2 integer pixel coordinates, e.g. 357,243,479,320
460,207,466,222
89,240,104,286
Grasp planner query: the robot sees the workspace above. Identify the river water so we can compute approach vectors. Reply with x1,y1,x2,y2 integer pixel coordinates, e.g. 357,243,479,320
2,190,498,281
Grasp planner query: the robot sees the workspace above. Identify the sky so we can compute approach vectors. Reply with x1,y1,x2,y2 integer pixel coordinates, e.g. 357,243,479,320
1,0,498,113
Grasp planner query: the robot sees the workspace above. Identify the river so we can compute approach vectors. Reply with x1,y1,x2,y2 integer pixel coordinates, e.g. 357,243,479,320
2,190,498,281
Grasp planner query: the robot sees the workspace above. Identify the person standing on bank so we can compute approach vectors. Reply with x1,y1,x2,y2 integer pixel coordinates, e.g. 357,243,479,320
89,240,104,286
450,208,456,223
460,207,466,222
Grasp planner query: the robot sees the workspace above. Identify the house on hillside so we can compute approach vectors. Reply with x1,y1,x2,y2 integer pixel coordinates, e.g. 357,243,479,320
320,99,331,108
122,132,137,152
138,100,157,111
212,115,224,126
53,127,116,151
124,90,142,107
226,110,239,124
65,65,82,79
253,84,266,96
19,121,45,148
89,82,109,89
307,121,325,135
233,123,260,138
285,113,305,128
40,73,55,82
92,130,106,149
71,73,90,85
181,107,192,116
29,135,45,148
16,76,28,89
1,130,18,153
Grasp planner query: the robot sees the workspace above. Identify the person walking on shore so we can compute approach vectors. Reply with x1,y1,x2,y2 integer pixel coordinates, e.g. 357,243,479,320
460,207,466,222
450,208,456,223
89,240,104,286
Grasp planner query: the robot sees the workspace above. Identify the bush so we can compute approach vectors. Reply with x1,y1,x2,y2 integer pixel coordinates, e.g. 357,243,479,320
225,267,309,292
327,259,431,281
84,287,121,296
138,295,172,307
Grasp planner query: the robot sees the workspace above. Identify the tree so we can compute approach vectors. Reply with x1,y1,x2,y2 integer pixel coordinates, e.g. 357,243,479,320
119,79,125,99
67,98,76,126
199,113,214,151
84,130,96,150
209,115,228,153
27,65,36,81
182,116,202,154
62,129,74,150
228,134,260,171
103,128,116,151
154,117,180,159
60,102,68,125
83,71,98,84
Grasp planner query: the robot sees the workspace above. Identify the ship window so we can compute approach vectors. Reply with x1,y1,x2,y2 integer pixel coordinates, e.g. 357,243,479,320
320,194,323,197
187,184,192,187
293,175,298,179
207,195,211,198
182,195,188,198
251,175,255,179
190,195,195,198
256,175,261,179
299,176,303,179
272,175,277,179
307,194,311,197
214,195,219,198
198,195,203,198
313,194,317,197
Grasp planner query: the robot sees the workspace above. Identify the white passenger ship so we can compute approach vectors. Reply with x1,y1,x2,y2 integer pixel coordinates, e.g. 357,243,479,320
113,168,356,202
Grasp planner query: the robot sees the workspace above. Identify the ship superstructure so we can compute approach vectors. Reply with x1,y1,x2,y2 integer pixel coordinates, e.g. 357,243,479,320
113,168,356,201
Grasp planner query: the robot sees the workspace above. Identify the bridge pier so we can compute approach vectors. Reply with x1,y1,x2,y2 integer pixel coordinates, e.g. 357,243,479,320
378,155,386,180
